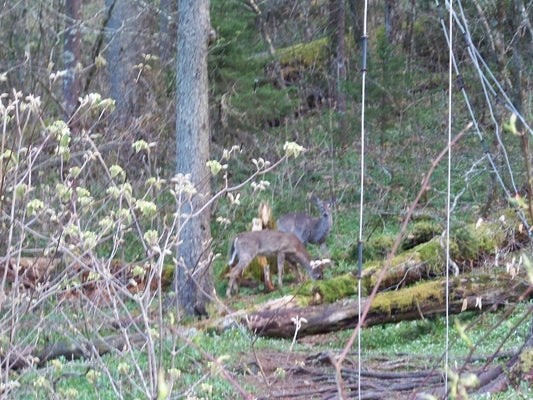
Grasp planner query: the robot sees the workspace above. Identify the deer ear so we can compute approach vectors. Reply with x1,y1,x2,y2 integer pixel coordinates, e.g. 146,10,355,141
258,202,271,227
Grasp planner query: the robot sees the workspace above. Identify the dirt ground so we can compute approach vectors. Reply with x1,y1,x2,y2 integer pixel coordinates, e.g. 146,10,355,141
236,334,448,400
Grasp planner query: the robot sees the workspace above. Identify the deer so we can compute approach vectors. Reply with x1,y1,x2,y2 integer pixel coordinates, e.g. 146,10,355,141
276,195,334,258
226,230,324,298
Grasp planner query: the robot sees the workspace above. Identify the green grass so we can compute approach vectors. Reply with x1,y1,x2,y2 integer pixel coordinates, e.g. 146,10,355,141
8,301,530,399
357,305,530,359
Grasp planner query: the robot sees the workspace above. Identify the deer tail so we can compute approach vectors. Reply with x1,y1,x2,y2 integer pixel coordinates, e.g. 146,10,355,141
228,237,239,266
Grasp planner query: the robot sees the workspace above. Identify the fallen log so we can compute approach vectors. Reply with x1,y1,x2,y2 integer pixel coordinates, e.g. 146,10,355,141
0,333,147,371
360,213,521,294
245,272,530,338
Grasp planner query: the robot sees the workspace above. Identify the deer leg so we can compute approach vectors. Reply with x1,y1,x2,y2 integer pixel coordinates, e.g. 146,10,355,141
260,256,274,292
287,254,305,282
277,252,285,288
256,256,274,292
319,242,330,259
264,264,274,292
227,266,241,298
226,268,239,298
226,256,252,298
295,264,304,282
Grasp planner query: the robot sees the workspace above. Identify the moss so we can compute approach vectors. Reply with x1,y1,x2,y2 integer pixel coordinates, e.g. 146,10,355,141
370,280,443,316
402,221,443,250
277,34,355,68
415,237,446,274
297,273,358,304
277,37,330,67
243,257,271,282
351,233,394,262
361,242,438,293
451,220,504,261
518,348,533,376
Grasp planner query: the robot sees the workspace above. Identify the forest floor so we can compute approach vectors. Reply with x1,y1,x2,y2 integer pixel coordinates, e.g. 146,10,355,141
232,321,529,399
237,346,523,399
238,341,447,399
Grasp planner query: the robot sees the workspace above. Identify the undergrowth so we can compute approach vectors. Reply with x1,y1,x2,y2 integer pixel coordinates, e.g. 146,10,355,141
9,302,530,399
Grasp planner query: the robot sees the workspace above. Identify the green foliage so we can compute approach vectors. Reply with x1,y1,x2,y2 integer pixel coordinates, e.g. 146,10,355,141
359,302,530,358
402,220,443,251
359,233,395,261
450,219,506,262
411,14,449,69
209,0,300,129
366,26,414,134
229,85,298,126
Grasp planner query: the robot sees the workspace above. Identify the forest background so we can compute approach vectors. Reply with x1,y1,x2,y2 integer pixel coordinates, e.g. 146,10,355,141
0,0,532,399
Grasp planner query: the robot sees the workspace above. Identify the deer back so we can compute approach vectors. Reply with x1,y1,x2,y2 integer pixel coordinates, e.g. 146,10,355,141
276,212,315,245
232,230,304,258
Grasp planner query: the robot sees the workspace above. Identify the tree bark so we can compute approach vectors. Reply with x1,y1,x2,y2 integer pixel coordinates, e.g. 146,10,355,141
247,0,286,90
105,0,137,127
347,0,364,42
329,0,347,140
159,0,177,67
175,0,213,317
63,0,82,134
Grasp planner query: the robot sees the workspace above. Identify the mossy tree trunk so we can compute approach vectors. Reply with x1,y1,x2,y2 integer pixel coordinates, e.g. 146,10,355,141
245,273,530,338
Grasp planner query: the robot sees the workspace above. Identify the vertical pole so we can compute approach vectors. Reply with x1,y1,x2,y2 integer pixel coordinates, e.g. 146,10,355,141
357,0,369,397
444,0,454,396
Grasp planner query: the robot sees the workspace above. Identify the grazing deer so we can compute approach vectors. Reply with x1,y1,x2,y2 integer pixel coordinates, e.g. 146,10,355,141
276,195,334,258
226,230,323,298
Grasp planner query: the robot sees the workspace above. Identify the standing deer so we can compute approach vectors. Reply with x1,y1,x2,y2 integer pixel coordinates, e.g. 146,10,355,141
226,230,323,298
276,195,334,258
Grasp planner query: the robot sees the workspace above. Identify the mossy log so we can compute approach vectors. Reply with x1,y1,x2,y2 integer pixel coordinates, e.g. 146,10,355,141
245,272,530,338
360,237,443,294
360,213,526,295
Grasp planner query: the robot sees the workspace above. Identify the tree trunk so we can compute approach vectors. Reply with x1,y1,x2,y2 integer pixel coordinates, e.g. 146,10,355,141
247,0,286,90
329,0,347,141
175,0,213,317
159,0,177,68
63,0,82,134
105,0,136,127
347,0,364,42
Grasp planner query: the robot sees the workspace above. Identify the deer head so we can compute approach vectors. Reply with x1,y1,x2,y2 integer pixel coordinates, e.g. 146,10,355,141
276,195,334,257
226,230,323,298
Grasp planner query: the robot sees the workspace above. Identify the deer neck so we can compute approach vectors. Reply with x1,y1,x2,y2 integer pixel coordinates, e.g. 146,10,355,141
309,215,330,243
